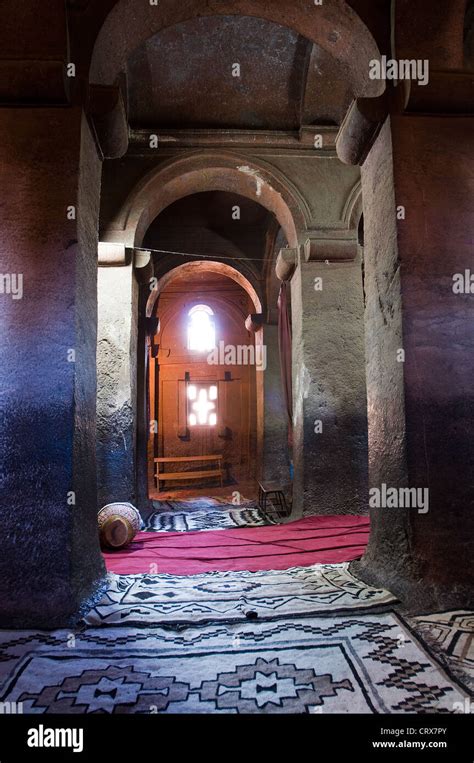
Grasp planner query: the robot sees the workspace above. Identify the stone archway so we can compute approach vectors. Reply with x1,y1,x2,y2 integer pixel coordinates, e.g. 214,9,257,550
102,151,308,251
98,156,305,510
90,0,384,102
93,0,380,579
146,260,263,318
146,260,265,499
90,0,474,614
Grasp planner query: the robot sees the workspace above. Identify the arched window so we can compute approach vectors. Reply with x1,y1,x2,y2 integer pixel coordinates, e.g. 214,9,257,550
187,304,216,352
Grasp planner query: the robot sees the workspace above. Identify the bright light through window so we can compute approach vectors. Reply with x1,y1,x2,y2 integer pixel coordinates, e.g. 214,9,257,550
187,305,216,352
187,384,218,427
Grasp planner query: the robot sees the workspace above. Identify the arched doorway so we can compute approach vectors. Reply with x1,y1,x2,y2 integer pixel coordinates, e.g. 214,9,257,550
148,263,263,499
126,187,290,512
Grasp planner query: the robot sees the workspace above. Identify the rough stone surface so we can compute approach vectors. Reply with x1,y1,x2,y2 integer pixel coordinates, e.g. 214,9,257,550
352,118,412,600
263,325,290,482
90,0,384,101
127,16,310,130
0,109,105,628
97,265,138,507
99,151,360,252
354,115,474,612
394,114,473,609
394,0,466,69
72,113,106,607
1,0,471,628
291,256,368,517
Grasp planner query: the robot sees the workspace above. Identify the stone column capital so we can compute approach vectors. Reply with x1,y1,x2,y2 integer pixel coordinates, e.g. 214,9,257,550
98,241,129,266
336,84,409,166
133,249,154,284
87,84,129,160
276,240,310,282
245,313,264,333
305,230,359,262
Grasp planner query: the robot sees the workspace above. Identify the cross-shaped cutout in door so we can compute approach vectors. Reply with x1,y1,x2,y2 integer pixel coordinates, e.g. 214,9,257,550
188,384,218,426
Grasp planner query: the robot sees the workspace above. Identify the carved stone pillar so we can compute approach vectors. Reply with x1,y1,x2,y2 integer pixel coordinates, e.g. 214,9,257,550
97,250,146,508
276,237,368,517
0,108,105,627
339,70,474,609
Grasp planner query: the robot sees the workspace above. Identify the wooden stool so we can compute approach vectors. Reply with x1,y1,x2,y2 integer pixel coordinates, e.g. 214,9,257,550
257,481,291,518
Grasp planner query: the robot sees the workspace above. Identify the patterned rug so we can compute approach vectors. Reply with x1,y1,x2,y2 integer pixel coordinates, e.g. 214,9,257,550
83,563,398,627
407,610,474,693
151,497,255,512
0,613,469,714
144,504,273,532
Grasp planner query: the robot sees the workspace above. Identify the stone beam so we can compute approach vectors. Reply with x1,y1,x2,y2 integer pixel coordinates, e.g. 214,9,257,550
337,69,474,170
276,241,310,282
276,232,358,278
336,97,387,166
129,127,338,154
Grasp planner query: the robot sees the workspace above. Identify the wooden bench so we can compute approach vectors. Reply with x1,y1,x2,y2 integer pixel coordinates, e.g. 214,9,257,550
154,455,224,490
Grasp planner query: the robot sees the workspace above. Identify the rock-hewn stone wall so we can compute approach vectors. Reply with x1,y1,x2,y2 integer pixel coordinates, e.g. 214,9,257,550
97,264,138,508
354,115,474,611
0,109,105,627
291,255,368,516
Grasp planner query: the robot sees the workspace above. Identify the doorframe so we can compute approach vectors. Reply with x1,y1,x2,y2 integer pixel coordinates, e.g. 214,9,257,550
138,261,264,504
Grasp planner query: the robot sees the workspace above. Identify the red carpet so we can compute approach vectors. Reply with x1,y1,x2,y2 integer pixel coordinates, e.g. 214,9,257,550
103,515,370,575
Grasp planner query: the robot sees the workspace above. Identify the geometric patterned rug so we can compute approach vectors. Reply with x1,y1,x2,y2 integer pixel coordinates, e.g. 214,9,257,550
83,563,398,627
407,610,474,693
0,613,469,714
144,504,273,532
151,498,256,512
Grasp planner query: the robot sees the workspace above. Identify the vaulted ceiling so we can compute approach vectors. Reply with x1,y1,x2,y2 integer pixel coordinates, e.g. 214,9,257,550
126,15,353,130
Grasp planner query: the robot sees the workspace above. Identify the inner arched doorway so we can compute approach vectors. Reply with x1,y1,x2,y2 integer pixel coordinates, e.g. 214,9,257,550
147,262,264,500
127,188,290,512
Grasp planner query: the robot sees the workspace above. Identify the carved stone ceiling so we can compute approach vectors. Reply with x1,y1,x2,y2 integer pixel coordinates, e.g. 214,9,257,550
126,15,353,130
